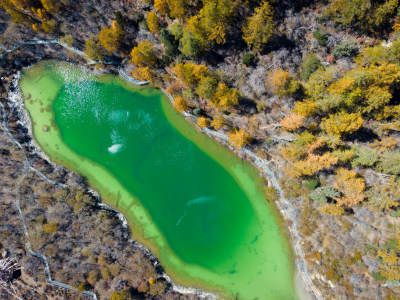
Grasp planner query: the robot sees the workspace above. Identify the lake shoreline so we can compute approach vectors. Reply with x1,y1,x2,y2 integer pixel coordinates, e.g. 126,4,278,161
2,42,315,299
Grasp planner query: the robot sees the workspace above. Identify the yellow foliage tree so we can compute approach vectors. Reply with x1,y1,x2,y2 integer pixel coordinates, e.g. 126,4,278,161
334,168,366,207
293,100,318,117
280,113,305,131
288,153,339,178
319,203,345,216
154,0,169,15
85,37,104,62
380,264,400,281
172,62,208,87
41,0,60,14
197,116,210,128
43,222,58,233
211,115,225,130
266,69,293,97
168,0,189,20
131,41,157,67
99,21,123,53
228,128,252,148
147,11,161,34
132,67,155,83
321,111,363,137
243,0,274,51
211,83,240,109
174,96,188,112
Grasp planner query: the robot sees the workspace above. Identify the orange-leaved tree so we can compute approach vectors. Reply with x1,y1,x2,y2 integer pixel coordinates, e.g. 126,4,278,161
287,153,338,178
334,168,366,207
280,113,305,131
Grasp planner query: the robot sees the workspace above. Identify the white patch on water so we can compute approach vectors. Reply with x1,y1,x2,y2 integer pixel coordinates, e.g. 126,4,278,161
187,195,215,206
176,195,215,226
108,144,124,154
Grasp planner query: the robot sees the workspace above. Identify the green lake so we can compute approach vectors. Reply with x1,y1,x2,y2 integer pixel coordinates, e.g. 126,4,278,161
20,61,296,299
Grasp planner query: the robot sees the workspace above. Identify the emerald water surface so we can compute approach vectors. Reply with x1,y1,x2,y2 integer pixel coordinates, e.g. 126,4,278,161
20,61,296,299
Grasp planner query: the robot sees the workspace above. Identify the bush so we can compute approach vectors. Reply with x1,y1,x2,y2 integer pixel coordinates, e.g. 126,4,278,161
196,76,218,99
313,29,327,46
159,29,179,57
377,150,400,175
265,187,279,201
193,108,202,116
149,278,167,296
242,52,256,66
310,186,340,203
43,222,58,233
332,40,358,58
300,54,321,81
60,34,74,46
304,178,320,190
351,146,378,167
170,23,183,40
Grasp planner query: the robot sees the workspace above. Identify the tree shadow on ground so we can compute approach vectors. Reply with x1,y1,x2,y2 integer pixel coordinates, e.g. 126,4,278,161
345,127,379,143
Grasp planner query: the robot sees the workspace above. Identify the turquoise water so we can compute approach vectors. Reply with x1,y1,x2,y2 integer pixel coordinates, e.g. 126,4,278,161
21,61,296,299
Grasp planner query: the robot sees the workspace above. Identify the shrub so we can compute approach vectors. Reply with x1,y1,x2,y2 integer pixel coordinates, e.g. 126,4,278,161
376,150,400,175
196,76,218,99
366,176,400,212
304,178,320,190
331,149,355,164
77,283,89,292
351,146,378,167
159,29,179,57
265,187,279,201
43,222,58,233
310,186,340,203
149,278,168,296
332,40,358,58
170,22,183,40
300,54,321,81
42,20,57,33
60,34,74,46
242,52,256,66
87,269,99,285
313,29,327,46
